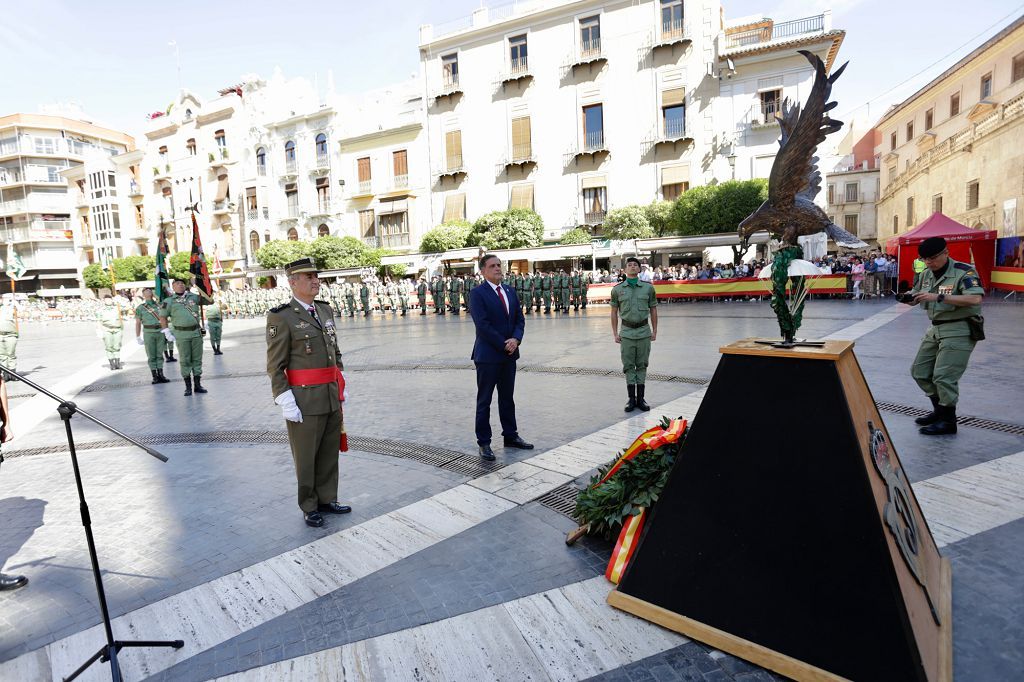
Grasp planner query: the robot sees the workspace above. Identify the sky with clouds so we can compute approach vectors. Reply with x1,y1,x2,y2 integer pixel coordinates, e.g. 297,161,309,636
0,0,1020,141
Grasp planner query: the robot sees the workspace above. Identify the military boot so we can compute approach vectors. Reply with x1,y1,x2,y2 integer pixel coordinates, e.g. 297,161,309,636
166,349,177,363
193,376,208,394
108,358,116,371
915,395,942,425
156,369,171,384
636,384,651,412
920,404,957,435
624,384,637,412
114,358,122,370
151,369,161,384
183,377,193,396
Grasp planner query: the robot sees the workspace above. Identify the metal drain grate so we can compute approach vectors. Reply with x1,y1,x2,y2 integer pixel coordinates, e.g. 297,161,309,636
876,402,1024,436
441,454,504,477
536,482,581,519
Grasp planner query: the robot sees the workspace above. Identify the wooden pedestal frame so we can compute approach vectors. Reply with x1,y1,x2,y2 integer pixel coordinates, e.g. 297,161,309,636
607,339,952,682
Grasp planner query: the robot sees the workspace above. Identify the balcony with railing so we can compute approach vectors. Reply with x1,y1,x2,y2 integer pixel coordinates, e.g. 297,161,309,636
0,199,27,216
284,204,301,219
208,147,231,167
390,174,410,192
433,73,463,103
722,14,826,52
212,199,233,214
312,151,331,173
311,200,332,216
751,100,781,129
153,164,172,180
572,131,609,161
128,182,143,198
361,236,381,248
246,207,270,222
4,220,74,243
656,117,692,145
257,164,267,177
583,210,607,226
435,155,467,180
500,57,532,86
503,143,535,169
381,232,411,249
655,18,690,48
280,159,298,179
571,38,606,68
0,169,22,186
74,191,89,208
351,179,374,198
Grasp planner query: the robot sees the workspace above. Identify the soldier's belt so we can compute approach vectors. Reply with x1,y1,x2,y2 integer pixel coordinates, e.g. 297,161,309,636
143,324,161,330
931,318,968,326
621,319,649,329
175,324,199,331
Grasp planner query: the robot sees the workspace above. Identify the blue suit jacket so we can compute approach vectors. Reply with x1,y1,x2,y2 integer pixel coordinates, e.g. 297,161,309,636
469,280,525,363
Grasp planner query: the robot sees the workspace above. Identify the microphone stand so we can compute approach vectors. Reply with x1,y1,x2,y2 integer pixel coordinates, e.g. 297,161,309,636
1,366,183,681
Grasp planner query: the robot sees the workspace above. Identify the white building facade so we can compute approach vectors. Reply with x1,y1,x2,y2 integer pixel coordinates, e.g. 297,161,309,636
0,113,134,293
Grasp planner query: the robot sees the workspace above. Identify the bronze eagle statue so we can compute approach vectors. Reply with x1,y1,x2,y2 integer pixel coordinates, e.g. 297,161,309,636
738,51,866,249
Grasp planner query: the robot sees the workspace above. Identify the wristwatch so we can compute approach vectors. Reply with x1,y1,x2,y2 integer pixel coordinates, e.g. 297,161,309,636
937,293,946,304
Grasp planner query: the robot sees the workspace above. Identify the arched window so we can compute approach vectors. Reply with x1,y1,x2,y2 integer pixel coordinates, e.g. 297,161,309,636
284,140,296,162
318,223,330,237
315,133,328,156
249,230,260,254
287,227,299,241
255,147,266,175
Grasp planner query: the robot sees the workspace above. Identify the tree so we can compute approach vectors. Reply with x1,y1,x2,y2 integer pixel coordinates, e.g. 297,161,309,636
82,263,111,291
602,206,654,240
559,227,592,245
469,209,544,250
309,235,370,270
420,220,472,253
168,251,193,281
111,255,155,283
645,200,675,237
255,240,312,270
671,179,768,263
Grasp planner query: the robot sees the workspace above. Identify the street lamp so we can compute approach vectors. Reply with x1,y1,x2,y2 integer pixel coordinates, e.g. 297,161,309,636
727,152,737,180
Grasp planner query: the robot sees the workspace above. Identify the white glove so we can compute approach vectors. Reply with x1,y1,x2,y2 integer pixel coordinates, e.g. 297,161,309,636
162,328,175,343
341,371,349,402
136,336,144,345
275,389,303,423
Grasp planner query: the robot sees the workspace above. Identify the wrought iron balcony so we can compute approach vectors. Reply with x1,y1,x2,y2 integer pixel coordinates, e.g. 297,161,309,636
571,38,606,68
435,156,467,180
433,73,463,102
390,174,410,192
723,14,825,50
314,152,330,170
655,19,690,48
280,160,298,178
583,210,607,225
500,57,532,85
311,200,332,215
351,180,374,197
361,236,381,248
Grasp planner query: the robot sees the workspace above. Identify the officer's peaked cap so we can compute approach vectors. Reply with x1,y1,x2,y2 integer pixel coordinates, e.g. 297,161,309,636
285,257,318,275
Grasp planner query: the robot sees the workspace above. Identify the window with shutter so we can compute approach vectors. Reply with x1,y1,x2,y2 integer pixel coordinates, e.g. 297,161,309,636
844,214,858,234
357,157,371,182
393,150,409,187
509,184,534,210
359,209,375,238
511,117,532,161
445,131,463,170
443,193,467,222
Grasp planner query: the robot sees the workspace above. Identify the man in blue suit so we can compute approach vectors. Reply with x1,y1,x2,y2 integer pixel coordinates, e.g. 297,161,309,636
469,254,534,461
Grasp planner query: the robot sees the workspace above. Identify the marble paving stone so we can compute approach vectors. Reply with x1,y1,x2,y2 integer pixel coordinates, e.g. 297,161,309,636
470,462,575,504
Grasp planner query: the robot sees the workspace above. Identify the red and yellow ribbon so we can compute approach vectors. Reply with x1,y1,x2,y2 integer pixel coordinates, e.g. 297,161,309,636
606,510,647,584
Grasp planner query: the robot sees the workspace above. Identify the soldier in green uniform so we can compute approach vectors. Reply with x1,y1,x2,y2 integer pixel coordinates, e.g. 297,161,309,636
266,257,351,528
160,278,214,396
522,272,534,315
610,257,658,413
134,288,171,384
417,277,428,315
581,270,591,309
434,275,446,315
344,282,356,317
0,299,18,380
540,270,552,313
449,273,463,316
97,295,124,371
206,298,224,355
901,237,985,435
463,274,473,311
570,270,583,311
398,280,410,316
359,280,371,317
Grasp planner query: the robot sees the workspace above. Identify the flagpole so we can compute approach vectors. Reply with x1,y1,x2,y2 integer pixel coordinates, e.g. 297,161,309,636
9,278,17,335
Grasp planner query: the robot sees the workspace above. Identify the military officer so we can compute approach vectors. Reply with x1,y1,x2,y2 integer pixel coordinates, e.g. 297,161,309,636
398,279,410,316
206,298,224,355
267,257,351,528
559,269,571,312
610,257,658,413
344,282,356,317
160,278,214,396
0,298,19,380
462,274,473,311
901,237,985,435
97,295,124,371
434,275,446,315
448,273,463,315
540,270,552,313
135,288,171,384
359,280,371,317
417,277,428,315
581,270,591,309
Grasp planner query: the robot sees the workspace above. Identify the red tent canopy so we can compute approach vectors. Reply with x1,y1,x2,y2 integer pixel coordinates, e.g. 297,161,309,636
886,212,996,290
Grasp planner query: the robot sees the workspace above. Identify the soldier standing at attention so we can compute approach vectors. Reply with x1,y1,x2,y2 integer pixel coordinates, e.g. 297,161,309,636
97,295,124,371
570,269,582,311
398,279,410,317
449,273,463,316
463,274,473,311
160,278,213,396
344,282,356,317
417,277,428,315
435,275,447,315
267,258,351,528
135,288,171,384
359,280,371,317
611,257,658,413
540,270,552,313
581,270,591,309
0,298,19,380
206,298,224,355
900,237,985,436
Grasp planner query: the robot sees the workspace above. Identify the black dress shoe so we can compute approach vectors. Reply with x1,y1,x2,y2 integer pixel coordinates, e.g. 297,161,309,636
304,511,324,528
503,436,534,450
479,445,496,461
0,573,28,591
317,502,352,514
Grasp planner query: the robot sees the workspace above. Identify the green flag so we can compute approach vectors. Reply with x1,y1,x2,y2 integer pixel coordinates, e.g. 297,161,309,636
4,243,25,280
155,227,170,299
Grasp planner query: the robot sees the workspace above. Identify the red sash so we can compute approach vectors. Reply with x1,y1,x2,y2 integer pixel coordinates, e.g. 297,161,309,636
285,367,347,451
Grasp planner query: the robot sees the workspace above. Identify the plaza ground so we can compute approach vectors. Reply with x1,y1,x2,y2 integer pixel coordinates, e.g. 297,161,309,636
0,298,1022,681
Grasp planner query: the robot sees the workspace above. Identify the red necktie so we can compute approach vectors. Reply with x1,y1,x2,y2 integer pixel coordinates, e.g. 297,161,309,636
495,286,508,316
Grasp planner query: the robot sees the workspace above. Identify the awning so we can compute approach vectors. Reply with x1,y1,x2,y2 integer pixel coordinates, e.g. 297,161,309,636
442,193,466,222
210,271,247,280
215,173,229,201
581,174,606,189
114,280,155,290
491,243,595,262
379,198,408,214
441,246,484,261
34,288,82,297
246,268,285,278
661,165,689,185
510,184,534,210
319,268,364,278
634,232,771,252
661,88,685,107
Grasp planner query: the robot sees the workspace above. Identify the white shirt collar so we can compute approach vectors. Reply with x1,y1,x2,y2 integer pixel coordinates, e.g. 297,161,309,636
293,296,315,310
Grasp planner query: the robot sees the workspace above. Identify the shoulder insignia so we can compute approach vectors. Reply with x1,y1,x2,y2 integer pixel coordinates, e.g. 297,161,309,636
269,303,288,313
953,262,972,271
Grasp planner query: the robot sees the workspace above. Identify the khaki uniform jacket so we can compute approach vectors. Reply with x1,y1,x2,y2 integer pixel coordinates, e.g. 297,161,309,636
266,299,344,417
911,258,984,338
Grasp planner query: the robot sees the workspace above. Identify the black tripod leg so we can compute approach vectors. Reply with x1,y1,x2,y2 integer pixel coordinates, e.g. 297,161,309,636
116,639,185,649
64,645,116,682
